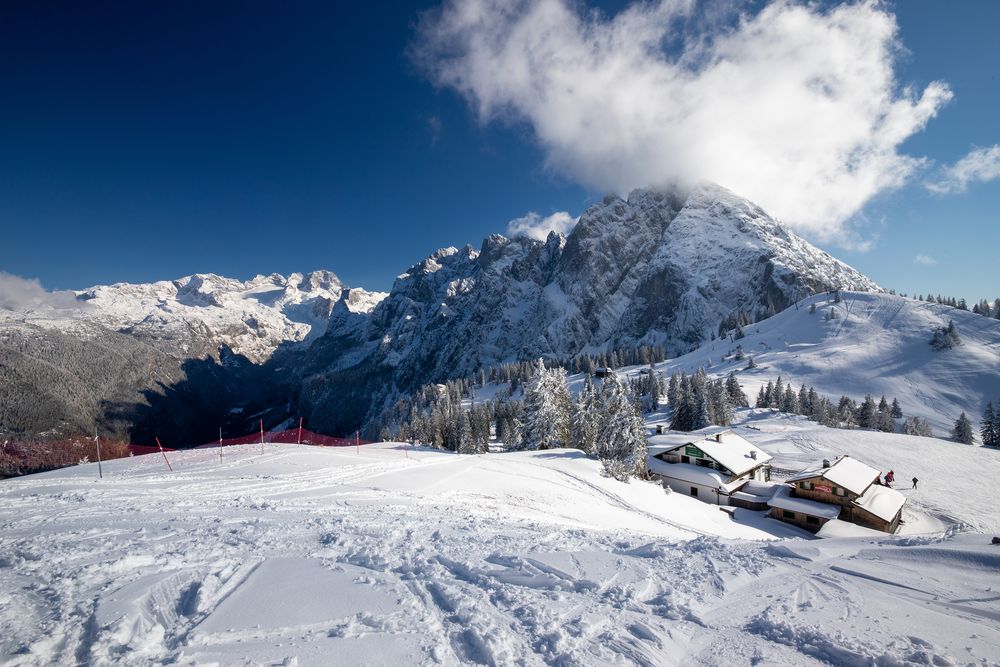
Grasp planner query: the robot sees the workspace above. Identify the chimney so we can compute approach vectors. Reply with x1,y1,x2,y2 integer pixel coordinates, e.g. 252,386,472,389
822,458,831,469
750,450,757,460
715,433,723,443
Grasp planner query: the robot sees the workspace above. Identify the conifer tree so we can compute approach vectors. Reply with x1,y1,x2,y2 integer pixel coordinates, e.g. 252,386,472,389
890,398,903,419
981,402,999,447
952,412,974,444
725,372,748,408
570,375,599,454
521,359,571,450
857,395,878,429
595,373,648,481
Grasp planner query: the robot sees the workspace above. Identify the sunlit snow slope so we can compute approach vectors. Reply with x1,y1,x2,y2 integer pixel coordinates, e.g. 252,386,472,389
657,291,1000,438
1,442,998,666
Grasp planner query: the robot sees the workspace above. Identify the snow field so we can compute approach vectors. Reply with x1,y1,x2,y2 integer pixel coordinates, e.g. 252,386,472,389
1,440,998,666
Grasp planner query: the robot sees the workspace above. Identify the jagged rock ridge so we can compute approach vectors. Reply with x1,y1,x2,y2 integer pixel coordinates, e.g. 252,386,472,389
299,183,880,433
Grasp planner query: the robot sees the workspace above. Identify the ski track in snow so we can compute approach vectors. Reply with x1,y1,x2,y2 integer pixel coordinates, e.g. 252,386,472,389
1,440,999,666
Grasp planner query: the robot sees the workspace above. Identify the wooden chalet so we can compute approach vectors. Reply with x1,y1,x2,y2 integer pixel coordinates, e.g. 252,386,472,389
646,427,774,505
771,455,906,533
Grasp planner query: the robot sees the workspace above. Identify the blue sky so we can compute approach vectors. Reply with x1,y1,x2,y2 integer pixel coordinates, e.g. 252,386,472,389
0,1,997,301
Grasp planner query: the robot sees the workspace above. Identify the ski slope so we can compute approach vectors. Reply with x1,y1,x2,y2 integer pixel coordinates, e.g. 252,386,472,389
1,441,998,666
649,291,1000,439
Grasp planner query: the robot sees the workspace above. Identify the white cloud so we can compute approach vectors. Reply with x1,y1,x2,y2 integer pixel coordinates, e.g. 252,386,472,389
507,210,578,241
926,145,1000,194
0,272,83,311
914,254,937,266
413,0,951,243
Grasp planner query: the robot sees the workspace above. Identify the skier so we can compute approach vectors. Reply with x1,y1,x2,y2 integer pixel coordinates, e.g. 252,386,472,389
912,477,918,489
884,469,895,487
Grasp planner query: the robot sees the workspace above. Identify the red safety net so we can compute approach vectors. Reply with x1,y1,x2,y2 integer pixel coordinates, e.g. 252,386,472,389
193,427,373,450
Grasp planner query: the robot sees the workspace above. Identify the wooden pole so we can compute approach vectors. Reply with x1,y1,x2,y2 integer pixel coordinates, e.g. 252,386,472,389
95,430,103,479
298,417,303,447
355,430,359,455
154,437,173,472
219,427,223,462
260,419,265,454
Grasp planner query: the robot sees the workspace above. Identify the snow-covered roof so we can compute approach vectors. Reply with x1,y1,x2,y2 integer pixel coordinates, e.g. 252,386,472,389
739,480,781,499
647,428,771,476
647,459,733,490
851,484,906,523
767,486,841,520
787,456,879,496
647,426,729,452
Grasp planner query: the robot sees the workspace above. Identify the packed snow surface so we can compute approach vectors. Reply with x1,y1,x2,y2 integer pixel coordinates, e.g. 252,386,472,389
2,426,999,666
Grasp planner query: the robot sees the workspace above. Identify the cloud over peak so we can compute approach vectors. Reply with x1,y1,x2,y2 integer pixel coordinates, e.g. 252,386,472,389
413,0,951,243
0,272,84,311
507,210,578,241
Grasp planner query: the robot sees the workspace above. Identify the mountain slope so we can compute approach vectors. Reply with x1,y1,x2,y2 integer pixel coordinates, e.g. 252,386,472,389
302,183,880,433
653,291,1000,438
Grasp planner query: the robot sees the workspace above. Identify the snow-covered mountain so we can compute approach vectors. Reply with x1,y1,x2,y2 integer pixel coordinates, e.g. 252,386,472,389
1,182,888,439
0,269,377,363
301,183,880,433
74,270,354,363
0,270,387,441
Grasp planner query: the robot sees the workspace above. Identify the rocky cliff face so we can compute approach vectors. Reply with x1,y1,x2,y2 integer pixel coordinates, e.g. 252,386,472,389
299,183,879,433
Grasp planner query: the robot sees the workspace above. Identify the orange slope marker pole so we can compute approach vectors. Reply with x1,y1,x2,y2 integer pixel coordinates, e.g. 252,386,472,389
154,437,174,472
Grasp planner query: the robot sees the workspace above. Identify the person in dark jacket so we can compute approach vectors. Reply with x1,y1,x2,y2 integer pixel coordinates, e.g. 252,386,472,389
912,477,918,489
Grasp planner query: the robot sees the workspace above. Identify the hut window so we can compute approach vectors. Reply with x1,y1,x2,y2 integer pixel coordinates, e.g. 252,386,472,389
806,516,819,525
782,510,795,519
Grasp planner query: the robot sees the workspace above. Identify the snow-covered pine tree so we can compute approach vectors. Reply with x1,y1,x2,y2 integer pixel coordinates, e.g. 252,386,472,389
952,412,974,444
901,416,932,437
981,402,998,447
570,374,598,454
667,373,680,407
857,395,878,430
520,359,571,450
670,376,694,431
725,372,748,407
877,396,894,432
595,373,648,482
781,386,798,414
798,384,810,414
772,377,784,409
890,398,903,419
647,363,661,412
930,320,962,350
